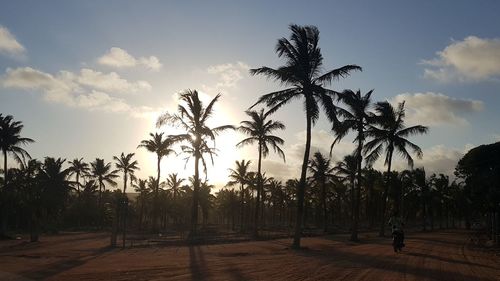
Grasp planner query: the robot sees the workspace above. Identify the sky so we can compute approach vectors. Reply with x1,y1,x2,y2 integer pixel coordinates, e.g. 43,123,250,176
1,0,500,189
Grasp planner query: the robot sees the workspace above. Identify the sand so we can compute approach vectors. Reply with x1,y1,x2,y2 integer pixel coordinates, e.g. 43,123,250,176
0,230,498,281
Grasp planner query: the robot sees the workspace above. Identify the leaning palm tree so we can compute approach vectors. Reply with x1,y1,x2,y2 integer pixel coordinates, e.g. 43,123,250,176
113,152,140,194
90,158,119,209
250,24,361,248
226,159,252,231
156,89,234,236
237,109,285,237
308,151,335,233
331,89,374,241
364,101,429,236
67,158,90,194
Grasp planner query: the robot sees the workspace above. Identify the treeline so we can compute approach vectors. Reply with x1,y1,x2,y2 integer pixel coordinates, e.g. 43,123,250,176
1,24,498,247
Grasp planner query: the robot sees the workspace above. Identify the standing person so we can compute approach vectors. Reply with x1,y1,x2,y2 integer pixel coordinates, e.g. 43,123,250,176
389,210,405,252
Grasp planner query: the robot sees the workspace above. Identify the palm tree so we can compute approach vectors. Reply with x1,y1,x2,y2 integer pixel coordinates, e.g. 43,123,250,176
0,114,34,235
0,114,34,187
237,109,285,237
364,101,429,236
334,155,358,226
67,158,90,194
331,89,374,241
138,132,174,230
308,151,335,233
133,178,150,229
113,152,140,194
250,24,361,248
90,158,118,209
164,173,184,225
226,159,251,231
156,89,234,236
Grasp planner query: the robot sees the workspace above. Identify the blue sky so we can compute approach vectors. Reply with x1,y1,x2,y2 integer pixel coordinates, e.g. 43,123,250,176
1,1,500,187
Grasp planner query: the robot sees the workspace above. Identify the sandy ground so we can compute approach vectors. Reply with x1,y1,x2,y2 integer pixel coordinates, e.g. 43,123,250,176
0,230,498,281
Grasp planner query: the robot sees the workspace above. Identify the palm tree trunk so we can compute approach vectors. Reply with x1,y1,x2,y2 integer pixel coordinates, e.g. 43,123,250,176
190,149,200,237
253,143,262,238
240,184,245,231
155,156,161,231
1,149,8,236
379,149,393,237
293,108,312,249
351,132,363,241
322,181,327,233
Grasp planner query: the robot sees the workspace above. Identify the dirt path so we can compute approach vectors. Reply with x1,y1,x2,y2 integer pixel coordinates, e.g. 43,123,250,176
0,230,498,280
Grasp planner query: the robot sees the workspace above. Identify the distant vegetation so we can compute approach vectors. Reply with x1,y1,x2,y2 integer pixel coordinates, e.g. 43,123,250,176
0,25,498,247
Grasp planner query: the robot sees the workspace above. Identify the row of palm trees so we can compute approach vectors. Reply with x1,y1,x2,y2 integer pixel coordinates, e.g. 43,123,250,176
2,24,431,248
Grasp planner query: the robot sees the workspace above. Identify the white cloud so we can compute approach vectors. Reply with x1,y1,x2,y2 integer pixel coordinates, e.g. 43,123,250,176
422,36,500,82
202,61,250,94
0,26,25,56
77,68,151,93
98,47,162,71
1,66,159,118
391,92,483,126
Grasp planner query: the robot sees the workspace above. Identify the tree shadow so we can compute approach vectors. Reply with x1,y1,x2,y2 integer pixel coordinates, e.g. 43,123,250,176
404,251,497,270
295,245,497,281
189,245,209,281
23,246,113,280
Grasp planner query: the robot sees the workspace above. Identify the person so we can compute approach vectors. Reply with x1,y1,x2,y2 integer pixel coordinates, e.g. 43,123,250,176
388,210,405,252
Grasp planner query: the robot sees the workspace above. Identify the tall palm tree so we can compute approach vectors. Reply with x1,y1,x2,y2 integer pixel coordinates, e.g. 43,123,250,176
68,158,90,194
250,24,361,248
90,158,118,208
0,114,34,235
138,133,174,230
226,159,251,231
331,89,374,241
157,89,234,236
237,109,285,237
364,101,429,236
113,152,140,194
308,151,335,233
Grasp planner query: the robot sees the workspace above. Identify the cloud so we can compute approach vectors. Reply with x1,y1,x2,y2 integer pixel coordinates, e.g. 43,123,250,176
76,68,151,93
202,61,250,94
422,36,500,82
391,92,483,126
0,26,25,56
98,47,162,71
1,66,159,118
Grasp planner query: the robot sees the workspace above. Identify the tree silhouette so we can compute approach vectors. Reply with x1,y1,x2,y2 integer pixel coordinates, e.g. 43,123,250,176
157,89,234,236
113,152,140,194
0,114,34,235
68,158,90,194
250,24,361,248
237,109,285,237
308,151,335,233
90,158,118,209
364,101,428,236
332,89,374,241
138,132,174,230
226,159,251,231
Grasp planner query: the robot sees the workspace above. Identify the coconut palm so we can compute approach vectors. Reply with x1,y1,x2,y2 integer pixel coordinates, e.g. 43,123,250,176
0,114,34,235
308,151,335,232
113,152,140,194
164,173,185,201
250,24,361,248
138,132,174,195
90,158,118,209
0,114,34,187
67,158,90,194
364,101,429,236
226,159,252,231
237,109,285,237
334,155,358,225
331,89,374,241
156,89,234,236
